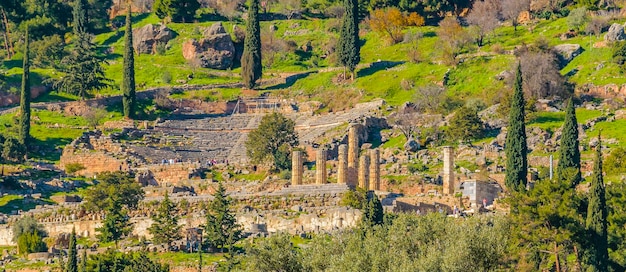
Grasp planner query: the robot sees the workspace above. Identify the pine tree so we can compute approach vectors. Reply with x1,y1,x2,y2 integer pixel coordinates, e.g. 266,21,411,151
241,0,262,89
585,133,608,272
52,0,109,99
204,183,241,252
122,5,136,119
556,98,581,186
66,228,77,272
19,27,30,149
148,192,182,246
362,191,383,227
337,0,361,80
504,63,528,192
96,199,132,246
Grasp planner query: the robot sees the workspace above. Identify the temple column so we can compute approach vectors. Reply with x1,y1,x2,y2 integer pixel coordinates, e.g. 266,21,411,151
291,151,303,186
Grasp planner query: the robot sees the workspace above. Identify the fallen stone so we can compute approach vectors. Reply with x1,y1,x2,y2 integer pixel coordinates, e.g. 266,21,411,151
182,22,235,70
605,23,626,41
133,24,176,54
553,44,583,67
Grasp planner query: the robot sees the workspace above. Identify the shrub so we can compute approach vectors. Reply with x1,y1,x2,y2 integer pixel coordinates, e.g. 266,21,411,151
65,163,86,175
491,43,504,54
605,147,626,175
162,71,172,84
567,7,588,31
155,42,167,55
341,188,367,209
2,137,25,163
407,162,428,174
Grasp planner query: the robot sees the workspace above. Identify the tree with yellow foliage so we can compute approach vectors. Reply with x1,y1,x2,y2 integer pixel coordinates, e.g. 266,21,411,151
369,8,424,45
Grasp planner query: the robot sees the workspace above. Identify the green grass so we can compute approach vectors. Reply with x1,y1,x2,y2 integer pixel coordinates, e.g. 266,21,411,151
382,134,406,149
0,195,37,214
528,109,603,131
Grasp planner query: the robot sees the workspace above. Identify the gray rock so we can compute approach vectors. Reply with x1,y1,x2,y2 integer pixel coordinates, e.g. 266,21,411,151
605,23,626,41
404,138,420,152
133,24,176,54
182,22,235,70
553,44,583,66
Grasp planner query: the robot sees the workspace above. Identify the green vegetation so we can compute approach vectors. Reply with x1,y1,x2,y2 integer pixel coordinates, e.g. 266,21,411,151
504,63,528,193
337,0,360,79
204,183,241,252
241,0,262,88
245,112,298,171
586,134,609,271
19,27,30,148
122,6,136,119
148,192,182,246
556,99,581,186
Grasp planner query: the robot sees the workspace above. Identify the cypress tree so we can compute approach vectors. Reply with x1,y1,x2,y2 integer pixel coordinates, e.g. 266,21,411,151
241,0,262,89
19,27,30,148
556,98,581,186
122,5,136,119
504,63,528,192
66,228,77,272
79,248,87,272
337,0,360,80
585,133,608,272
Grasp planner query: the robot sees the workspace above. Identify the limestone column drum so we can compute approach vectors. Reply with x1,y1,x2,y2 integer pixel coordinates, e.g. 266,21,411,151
358,154,370,189
369,149,380,191
443,146,454,195
291,151,303,186
337,144,348,184
316,149,328,184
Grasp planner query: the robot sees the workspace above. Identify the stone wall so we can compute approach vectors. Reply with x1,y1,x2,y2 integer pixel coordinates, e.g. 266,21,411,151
59,151,125,177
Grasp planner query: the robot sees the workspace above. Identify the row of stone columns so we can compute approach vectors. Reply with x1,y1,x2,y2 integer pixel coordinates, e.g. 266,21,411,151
291,125,381,190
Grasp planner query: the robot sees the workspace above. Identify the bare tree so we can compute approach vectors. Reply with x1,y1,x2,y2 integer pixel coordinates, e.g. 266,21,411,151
585,16,608,37
412,85,446,113
388,111,442,141
437,16,472,65
277,0,302,19
83,106,108,129
501,0,530,31
516,49,569,99
466,0,501,46
207,0,245,20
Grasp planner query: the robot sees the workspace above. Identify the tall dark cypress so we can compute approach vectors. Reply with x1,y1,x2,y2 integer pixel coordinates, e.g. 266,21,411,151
122,5,136,119
66,228,78,272
241,0,262,89
585,133,608,272
19,27,30,148
337,0,360,80
556,98,581,186
504,63,528,192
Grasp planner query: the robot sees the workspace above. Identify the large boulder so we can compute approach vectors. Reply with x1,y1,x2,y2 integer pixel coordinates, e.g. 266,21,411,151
553,44,583,67
133,24,176,54
604,23,626,42
182,22,235,70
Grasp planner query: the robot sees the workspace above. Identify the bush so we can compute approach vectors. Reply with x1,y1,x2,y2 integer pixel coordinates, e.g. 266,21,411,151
369,8,424,45
17,231,47,255
162,71,172,84
407,162,428,174
2,137,25,163
65,163,86,175
341,188,367,209
605,147,626,175
567,7,588,31
155,42,167,55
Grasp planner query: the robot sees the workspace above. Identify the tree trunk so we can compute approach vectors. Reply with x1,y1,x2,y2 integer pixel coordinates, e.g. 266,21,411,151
1,8,13,59
554,242,561,272
573,245,582,272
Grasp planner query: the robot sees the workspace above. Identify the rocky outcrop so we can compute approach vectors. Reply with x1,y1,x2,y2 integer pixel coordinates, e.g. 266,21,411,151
553,44,583,67
132,24,176,54
605,23,626,42
182,22,235,70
